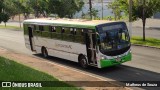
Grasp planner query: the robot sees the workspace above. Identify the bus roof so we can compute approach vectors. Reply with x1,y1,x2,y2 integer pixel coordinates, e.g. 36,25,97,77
23,18,122,29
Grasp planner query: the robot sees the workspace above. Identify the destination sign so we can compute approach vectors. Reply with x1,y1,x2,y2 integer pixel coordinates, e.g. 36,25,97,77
102,24,123,31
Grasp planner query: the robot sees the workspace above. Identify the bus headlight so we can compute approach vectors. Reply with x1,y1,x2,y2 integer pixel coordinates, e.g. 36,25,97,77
100,55,107,60
101,56,105,59
130,50,132,53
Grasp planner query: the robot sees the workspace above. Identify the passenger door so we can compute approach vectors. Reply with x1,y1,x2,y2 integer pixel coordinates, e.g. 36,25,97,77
85,31,97,65
28,27,35,51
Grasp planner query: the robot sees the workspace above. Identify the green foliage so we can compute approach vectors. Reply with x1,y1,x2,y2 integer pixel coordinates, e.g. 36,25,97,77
109,0,160,41
0,0,3,13
0,0,84,19
0,13,2,23
3,0,19,16
107,1,122,20
48,0,84,18
109,0,160,21
126,0,160,21
82,8,99,19
2,13,10,23
29,0,49,17
90,8,99,19
18,0,33,19
0,0,85,23
0,0,10,24
0,0,3,23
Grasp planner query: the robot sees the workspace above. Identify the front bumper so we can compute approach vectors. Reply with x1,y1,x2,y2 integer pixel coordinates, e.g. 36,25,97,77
100,53,132,68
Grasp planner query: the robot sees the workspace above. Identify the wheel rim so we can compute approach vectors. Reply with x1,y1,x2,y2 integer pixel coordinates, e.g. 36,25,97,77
43,49,48,57
81,58,87,67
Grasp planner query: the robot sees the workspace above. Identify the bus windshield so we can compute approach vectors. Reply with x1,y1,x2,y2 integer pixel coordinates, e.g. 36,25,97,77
97,22,131,56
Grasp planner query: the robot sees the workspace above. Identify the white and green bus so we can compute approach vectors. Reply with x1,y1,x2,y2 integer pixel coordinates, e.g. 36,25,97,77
23,18,132,68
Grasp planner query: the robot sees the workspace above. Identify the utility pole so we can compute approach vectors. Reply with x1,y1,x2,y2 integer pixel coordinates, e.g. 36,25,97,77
101,0,104,20
129,0,132,38
89,0,92,19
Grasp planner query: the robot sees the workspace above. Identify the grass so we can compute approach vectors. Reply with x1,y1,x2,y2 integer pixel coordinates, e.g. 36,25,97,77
0,25,21,30
0,56,81,90
131,36,160,48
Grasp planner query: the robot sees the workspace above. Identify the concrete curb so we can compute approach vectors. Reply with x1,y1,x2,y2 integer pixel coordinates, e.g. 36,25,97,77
132,44,160,49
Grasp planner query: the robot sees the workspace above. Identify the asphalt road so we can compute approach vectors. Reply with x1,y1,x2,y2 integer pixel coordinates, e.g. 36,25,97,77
0,29,160,90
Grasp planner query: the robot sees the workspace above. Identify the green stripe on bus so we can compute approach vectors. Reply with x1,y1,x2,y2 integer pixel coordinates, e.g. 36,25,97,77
100,53,132,68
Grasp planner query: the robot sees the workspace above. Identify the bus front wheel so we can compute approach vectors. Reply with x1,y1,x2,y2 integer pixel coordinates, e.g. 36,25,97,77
41,47,48,58
79,55,88,68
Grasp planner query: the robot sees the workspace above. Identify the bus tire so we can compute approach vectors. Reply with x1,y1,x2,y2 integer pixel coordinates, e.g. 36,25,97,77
41,47,48,58
79,55,88,68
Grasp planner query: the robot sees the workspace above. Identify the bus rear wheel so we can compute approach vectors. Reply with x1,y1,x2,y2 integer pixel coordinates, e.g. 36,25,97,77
79,55,88,68
41,47,48,58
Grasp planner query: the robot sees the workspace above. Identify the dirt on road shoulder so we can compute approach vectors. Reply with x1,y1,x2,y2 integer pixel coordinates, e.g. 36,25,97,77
0,47,131,90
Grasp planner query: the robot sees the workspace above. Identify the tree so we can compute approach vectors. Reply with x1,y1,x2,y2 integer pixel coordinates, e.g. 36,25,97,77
17,0,33,19
109,0,160,41
3,0,19,19
0,0,4,23
108,1,122,20
2,13,10,27
48,0,84,18
81,8,99,19
89,0,92,19
0,0,10,24
89,8,99,19
0,13,3,23
29,0,49,18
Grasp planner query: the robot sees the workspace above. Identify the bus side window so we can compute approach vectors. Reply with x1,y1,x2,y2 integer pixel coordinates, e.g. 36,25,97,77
64,28,70,34
34,25,36,30
74,28,77,35
81,29,84,35
62,27,73,41
41,25,51,38
39,26,44,31
55,26,62,40
50,26,56,38
74,28,84,44
61,28,65,33
56,26,62,33
34,25,41,36
76,28,83,35
50,26,56,32
70,28,74,34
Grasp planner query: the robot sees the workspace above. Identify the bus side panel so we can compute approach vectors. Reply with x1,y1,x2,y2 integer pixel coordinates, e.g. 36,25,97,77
33,36,87,62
